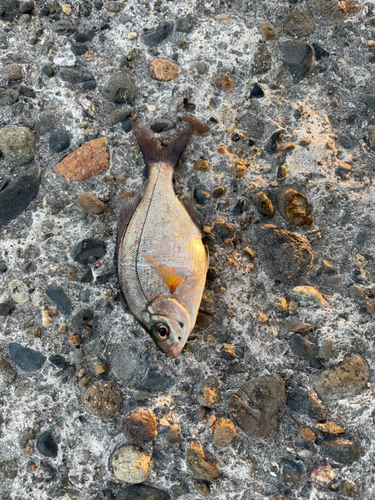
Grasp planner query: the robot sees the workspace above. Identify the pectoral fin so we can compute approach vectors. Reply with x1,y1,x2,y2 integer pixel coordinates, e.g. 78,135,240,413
115,191,142,275
140,250,184,292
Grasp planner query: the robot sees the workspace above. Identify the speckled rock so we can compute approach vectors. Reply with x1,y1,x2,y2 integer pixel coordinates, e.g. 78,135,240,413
212,418,236,447
277,188,313,226
293,286,326,307
0,126,36,165
283,11,316,37
0,352,17,382
111,445,154,483
149,58,178,81
251,45,271,74
84,382,122,418
142,21,173,47
319,438,360,465
121,409,157,445
101,71,137,104
279,40,315,83
252,191,274,217
228,374,286,438
54,137,109,181
3,63,22,80
197,377,221,407
186,441,221,481
77,193,105,214
0,87,19,105
314,353,369,402
8,279,27,303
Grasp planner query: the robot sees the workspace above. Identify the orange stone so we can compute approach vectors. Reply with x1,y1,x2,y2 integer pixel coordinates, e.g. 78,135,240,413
215,73,234,92
54,137,109,182
182,114,210,136
149,58,178,81
300,425,316,442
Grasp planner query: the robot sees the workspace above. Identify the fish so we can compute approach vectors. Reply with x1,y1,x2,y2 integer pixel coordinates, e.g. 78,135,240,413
115,126,209,358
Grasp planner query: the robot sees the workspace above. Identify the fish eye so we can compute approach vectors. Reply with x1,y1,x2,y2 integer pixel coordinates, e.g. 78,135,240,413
154,323,170,341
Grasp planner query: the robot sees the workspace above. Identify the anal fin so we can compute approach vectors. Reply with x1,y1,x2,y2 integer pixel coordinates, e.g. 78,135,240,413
115,191,142,274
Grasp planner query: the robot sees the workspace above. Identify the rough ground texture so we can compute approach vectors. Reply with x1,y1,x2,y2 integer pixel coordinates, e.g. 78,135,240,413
1,0,375,499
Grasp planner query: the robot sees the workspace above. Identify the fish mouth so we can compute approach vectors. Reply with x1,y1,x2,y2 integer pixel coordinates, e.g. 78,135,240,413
165,343,181,358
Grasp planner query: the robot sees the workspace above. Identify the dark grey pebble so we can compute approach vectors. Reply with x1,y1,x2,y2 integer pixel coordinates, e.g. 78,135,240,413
194,187,211,205
75,31,96,42
207,267,220,281
80,269,93,283
49,129,70,153
120,12,132,23
108,108,131,125
279,40,315,83
265,130,283,154
140,367,173,392
10,102,23,115
100,22,110,30
249,82,264,98
150,118,175,133
0,260,7,273
320,438,359,465
101,71,137,104
96,267,116,284
0,87,19,106
232,199,246,215
251,45,271,75
19,0,34,13
59,67,94,84
36,111,60,136
80,1,92,16
83,338,105,358
36,429,58,458
339,135,354,149
19,86,36,98
278,458,303,484
82,80,97,90
290,334,323,368
175,17,190,33
0,167,40,227
39,6,49,16
71,308,93,328
99,33,105,42
49,354,66,369
0,302,15,316
8,342,46,372
287,386,326,420
311,42,329,59
72,238,106,264
41,63,54,77
354,229,369,248
45,287,72,316
51,19,75,35
71,42,87,56
80,289,91,302
121,120,132,133
142,21,173,47
94,0,103,10
115,484,171,500
105,301,114,314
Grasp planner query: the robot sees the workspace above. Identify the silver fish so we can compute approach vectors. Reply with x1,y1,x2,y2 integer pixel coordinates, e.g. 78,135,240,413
116,127,209,358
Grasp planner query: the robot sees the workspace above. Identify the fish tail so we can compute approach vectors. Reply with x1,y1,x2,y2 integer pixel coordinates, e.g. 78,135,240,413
132,126,192,171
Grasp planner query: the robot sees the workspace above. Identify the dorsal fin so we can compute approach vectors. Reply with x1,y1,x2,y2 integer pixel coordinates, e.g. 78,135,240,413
140,250,184,292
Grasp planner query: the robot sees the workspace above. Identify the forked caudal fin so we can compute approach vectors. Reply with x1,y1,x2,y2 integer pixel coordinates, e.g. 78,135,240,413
132,126,192,172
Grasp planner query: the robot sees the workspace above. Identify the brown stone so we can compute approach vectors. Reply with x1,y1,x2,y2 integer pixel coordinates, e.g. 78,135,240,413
54,137,109,182
84,382,122,418
68,333,82,346
77,193,105,214
186,441,221,481
121,409,157,445
315,422,345,434
215,72,234,92
252,191,274,218
277,188,313,226
194,481,210,496
149,58,178,81
197,406,207,421
193,158,209,171
259,22,279,39
182,114,210,136
197,377,221,407
212,418,236,447
94,364,107,375
300,425,316,442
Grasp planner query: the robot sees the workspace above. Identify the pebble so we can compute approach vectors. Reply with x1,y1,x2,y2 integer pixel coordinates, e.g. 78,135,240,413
290,334,323,368
212,186,226,198
265,130,282,154
82,338,105,358
194,482,210,497
19,429,35,449
120,12,132,23
215,73,234,92
320,438,359,465
212,418,236,447
279,40,315,83
3,63,22,80
293,286,326,307
121,120,132,132
182,114,210,136
194,187,211,205
111,348,138,382
149,58,178,81
95,364,107,375
59,66,94,84
0,126,36,166
49,129,71,153
252,191,274,217
115,485,170,500
186,441,221,481
277,188,313,226
197,377,221,407
142,21,173,47
283,11,316,37
105,1,122,12
253,224,313,281
41,63,54,77
49,354,66,369
72,238,106,264
62,4,72,15
108,108,131,125
251,45,271,74
8,280,27,303
8,343,46,372
316,422,345,434
194,61,207,74
354,229,369,248
259,22,279,39
284,320,313,333
70,42,86,56
36,429,58,458
314,353,369,402
68,333,82,346
25,326,42,338
311,462,337,486
101,71,137,104
300,425,316,442
121,409,157,445
199,289,216,314
15,385,28,397
0,302,15,316
0,353,17,382
0,459,18,479
76,31,96,42
77,193,105,214
19,1,34,13
54,137,109,182
71,308,93,328
228,374,286,438
339,135,354,149
150,118,175,133
79,1,92,16
128,32,137,40
175,16,190,33
139,367,173,392
278,458,303,485
193,158,209,171
0,87,19,106
51,19,75,35
84,382,122,418
249,82,264,98
45,287,72,316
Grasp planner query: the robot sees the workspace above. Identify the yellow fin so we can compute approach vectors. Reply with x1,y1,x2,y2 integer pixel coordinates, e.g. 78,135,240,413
140,250,184,292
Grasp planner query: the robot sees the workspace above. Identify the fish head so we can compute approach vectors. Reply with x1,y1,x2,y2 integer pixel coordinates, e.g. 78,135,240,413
145,298,192,358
